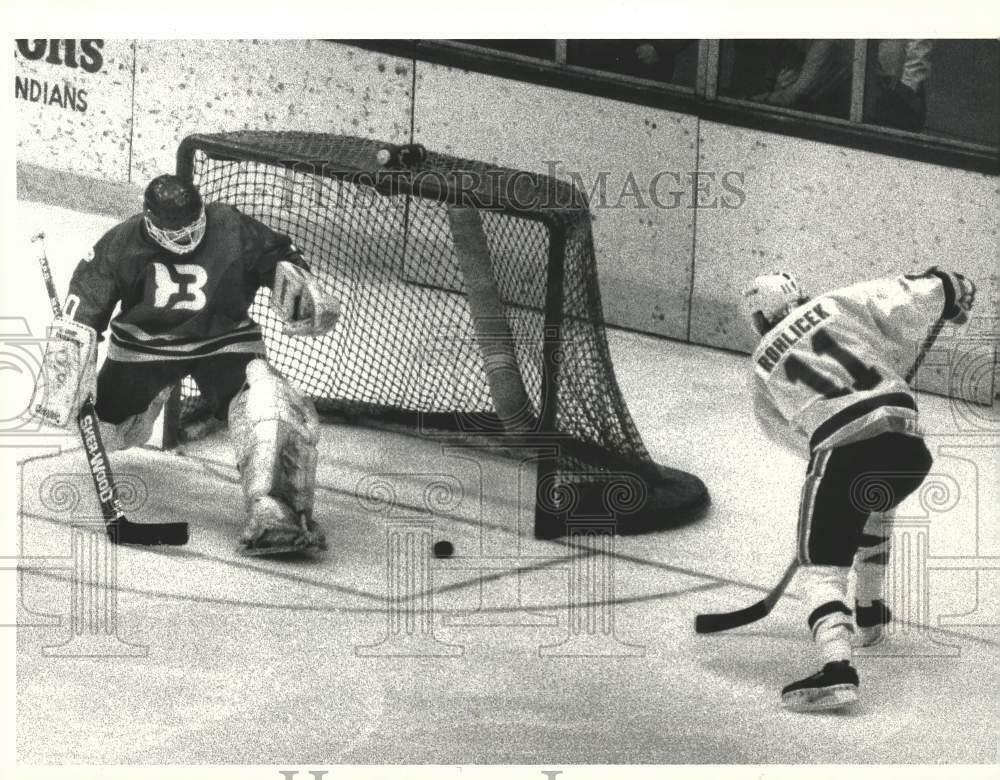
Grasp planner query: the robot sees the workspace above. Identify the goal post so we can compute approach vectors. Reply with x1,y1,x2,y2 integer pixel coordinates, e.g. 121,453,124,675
167,131,708,537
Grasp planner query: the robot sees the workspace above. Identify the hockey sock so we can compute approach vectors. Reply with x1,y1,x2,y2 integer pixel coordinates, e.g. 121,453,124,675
801,565,853,664
855,513,891,607
811,607,854,664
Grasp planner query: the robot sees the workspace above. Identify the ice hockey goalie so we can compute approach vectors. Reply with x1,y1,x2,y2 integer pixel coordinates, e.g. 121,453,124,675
31,174,340,555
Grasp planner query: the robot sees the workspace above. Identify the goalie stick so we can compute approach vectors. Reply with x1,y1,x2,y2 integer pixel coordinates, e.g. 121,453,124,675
32,233,189,546
694,314,947,634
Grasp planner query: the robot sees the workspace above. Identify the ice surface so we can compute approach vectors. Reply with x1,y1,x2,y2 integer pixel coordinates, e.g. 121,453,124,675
12,200,1000,764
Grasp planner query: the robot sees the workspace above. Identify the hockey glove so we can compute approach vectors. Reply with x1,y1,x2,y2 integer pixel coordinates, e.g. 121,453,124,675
930,268,976,325
272,261,341,337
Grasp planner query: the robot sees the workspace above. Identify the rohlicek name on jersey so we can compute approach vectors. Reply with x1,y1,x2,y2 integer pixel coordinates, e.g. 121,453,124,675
739,267,975,713
756,302,833,372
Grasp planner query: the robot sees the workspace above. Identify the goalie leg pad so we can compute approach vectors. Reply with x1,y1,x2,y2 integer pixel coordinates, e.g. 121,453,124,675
228,359,324,553
31,318,98,428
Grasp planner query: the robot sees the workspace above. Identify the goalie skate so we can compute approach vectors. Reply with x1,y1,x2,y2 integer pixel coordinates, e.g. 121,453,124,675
781,661,859,712
239,496,327,556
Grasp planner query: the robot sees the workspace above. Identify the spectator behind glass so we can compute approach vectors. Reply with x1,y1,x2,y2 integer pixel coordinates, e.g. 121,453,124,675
751,40,852,118
632,40,694,83
567,40,694,84
870,40,933,131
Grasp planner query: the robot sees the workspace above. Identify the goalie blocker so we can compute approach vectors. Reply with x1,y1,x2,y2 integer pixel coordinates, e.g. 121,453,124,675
31,317,98,429
31,232,189,546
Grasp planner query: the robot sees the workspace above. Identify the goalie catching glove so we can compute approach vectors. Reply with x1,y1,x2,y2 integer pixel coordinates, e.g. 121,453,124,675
31,317,98,428
272,261,340,337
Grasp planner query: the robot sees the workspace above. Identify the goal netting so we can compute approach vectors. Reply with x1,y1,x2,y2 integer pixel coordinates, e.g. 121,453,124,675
168,131,708,537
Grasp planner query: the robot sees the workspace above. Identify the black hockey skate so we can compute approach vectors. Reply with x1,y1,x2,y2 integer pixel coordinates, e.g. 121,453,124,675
855,600,892,647
781,660,859,712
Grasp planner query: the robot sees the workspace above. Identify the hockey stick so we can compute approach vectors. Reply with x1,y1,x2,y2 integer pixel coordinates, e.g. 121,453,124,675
32,233,189,546
695,558,798,634
694,315,947,634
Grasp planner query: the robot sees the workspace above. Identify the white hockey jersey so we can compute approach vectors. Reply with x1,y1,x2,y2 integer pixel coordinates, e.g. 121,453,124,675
751,272,948,454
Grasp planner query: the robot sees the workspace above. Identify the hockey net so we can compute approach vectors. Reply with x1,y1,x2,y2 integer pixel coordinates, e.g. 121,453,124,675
169,131,707,535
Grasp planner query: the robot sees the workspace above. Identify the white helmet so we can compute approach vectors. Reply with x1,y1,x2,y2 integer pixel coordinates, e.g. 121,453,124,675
741,272,808,337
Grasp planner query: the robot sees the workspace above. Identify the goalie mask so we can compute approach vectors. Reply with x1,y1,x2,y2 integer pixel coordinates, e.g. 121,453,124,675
143,175,206,255
742,272,809,337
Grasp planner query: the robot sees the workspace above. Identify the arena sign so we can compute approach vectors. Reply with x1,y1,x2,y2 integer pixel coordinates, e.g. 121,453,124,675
14,39,105,114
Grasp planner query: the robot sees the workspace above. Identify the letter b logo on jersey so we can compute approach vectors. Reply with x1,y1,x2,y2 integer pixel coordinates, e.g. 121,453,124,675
151,263,208,311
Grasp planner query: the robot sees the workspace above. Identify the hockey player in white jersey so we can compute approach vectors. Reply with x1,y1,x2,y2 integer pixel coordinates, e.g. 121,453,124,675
742,267,976,711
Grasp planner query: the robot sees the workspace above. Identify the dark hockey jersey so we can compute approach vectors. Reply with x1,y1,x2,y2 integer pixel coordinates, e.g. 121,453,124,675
65,203,302,362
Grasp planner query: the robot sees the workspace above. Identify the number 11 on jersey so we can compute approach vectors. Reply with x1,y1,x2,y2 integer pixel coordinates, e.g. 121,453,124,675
784,330,883,399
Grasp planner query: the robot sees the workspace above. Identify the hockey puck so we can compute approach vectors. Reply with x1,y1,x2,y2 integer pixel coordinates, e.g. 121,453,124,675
432,540,454,558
